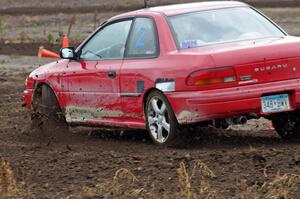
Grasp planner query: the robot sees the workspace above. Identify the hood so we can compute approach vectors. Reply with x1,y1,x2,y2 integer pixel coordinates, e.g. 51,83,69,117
29,59,68,80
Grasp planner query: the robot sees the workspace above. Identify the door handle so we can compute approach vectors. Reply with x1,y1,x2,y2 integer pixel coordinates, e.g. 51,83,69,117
108,71,117,79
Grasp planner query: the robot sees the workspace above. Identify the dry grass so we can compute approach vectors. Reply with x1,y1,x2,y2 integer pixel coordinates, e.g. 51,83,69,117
74,160,300,199
177,160,218,199
76,168,141,199
19,31,29,43
1,158,299,199
234,172,300,199
0,159,29,199
0,18,6,37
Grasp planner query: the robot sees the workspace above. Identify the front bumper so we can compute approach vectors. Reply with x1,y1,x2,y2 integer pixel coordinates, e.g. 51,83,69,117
167,79,300,124
23,89,33,109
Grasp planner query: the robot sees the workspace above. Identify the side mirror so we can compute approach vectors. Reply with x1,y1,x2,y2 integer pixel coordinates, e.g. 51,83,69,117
60,47,76,59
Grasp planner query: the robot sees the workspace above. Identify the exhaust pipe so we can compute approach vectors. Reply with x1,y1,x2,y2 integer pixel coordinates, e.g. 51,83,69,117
214,116,247,129
213,120,229,129
233,116,247,125
225,116,248,125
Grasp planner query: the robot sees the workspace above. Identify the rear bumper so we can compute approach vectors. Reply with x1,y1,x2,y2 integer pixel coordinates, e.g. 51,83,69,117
23,89,33,109
166,79,300,124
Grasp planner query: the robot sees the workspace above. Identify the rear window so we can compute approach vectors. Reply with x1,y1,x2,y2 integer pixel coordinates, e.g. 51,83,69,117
168,7,285,49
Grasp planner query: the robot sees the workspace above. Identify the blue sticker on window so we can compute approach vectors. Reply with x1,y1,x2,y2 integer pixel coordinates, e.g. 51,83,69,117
135,41,145,47
135,27,147,47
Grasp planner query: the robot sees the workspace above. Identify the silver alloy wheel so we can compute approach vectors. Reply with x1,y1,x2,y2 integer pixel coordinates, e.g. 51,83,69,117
147,96,171,143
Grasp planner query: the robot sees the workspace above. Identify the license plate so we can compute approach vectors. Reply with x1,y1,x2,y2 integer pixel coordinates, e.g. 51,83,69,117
261,94,290,113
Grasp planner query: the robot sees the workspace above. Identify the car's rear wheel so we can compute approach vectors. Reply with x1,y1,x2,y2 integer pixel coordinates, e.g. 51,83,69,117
145,90,182,146
271,112,300,139
31,84,67,132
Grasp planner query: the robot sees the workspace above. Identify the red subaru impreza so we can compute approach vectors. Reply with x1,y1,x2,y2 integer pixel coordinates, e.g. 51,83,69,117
24,1,300,146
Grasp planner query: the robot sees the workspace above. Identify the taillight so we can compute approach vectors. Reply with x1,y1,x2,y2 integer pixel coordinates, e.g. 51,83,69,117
186,66,237,86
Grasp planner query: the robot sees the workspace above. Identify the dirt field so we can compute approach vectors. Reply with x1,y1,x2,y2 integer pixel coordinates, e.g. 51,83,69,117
0,1,300,198
1,1,300,47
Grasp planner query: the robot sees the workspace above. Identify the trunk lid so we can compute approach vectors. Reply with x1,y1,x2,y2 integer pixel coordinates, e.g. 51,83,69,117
209,36,300,85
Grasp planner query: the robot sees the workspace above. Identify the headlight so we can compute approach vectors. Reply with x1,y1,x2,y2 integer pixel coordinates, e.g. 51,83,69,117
25,77,28,87
25,77,34,89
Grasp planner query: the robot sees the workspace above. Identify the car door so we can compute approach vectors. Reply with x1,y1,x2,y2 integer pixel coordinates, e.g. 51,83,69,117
120,17,160,123
63,19,133,123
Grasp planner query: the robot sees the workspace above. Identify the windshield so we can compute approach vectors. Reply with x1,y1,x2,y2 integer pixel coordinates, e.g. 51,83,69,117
168,7,285,49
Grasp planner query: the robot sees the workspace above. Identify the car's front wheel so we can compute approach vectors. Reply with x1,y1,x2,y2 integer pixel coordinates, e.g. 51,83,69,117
31,84,67,132
271,111,300,139
145,90,182,146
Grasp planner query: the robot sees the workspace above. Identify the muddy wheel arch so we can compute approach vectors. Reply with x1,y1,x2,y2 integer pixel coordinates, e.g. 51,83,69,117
31,82,63,111
142,88,179,123
31,83,67,129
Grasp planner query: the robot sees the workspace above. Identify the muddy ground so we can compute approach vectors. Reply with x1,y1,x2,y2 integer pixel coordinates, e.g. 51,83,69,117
0,1,300,198
0,56,299,198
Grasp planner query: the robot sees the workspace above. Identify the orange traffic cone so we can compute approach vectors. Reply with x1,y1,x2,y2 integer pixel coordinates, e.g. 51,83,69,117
38,46,60,58
62,35,69,48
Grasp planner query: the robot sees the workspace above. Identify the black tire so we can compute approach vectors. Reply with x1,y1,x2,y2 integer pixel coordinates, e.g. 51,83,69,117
31,84,67,131
271,112,300,139
145,90,183,147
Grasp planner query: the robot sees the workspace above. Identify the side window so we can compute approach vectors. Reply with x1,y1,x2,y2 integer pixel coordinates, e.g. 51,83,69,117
126,18,158,58
80,20,132,60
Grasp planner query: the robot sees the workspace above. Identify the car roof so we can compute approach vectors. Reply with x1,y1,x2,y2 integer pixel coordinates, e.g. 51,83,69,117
148,1,248,16
110,1,248,20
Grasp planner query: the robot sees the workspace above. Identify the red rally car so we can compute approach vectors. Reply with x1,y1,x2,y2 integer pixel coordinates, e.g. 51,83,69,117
24,1,300,146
